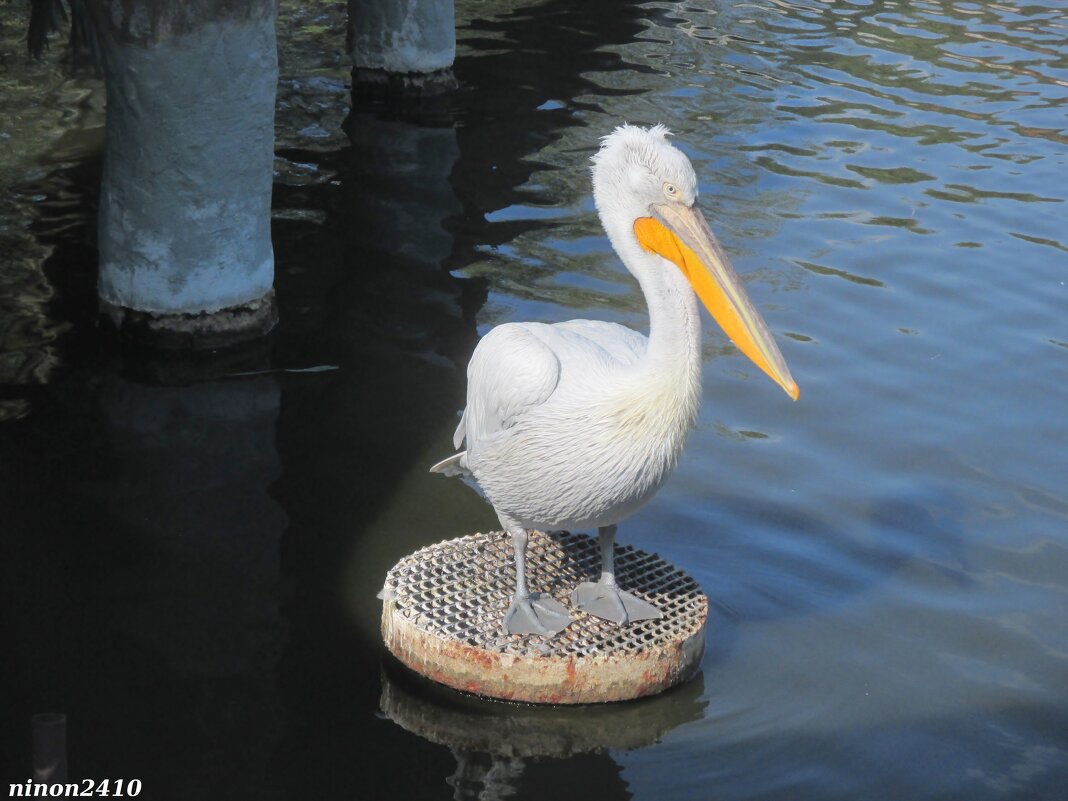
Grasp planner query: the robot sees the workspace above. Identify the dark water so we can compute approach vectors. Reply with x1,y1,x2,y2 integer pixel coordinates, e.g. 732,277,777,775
2,1,1067,799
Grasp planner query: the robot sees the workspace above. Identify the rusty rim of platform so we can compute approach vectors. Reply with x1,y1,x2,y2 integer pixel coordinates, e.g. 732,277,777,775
380,530,708,704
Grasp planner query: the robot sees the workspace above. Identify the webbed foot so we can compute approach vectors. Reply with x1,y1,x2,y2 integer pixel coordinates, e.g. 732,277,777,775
504,593,572,636
571,581,661,625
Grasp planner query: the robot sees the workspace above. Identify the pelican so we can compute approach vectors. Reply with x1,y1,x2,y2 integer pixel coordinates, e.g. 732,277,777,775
431,124,798,636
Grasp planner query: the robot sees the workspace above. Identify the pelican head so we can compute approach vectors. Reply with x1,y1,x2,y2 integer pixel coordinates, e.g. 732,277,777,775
591,124,799,400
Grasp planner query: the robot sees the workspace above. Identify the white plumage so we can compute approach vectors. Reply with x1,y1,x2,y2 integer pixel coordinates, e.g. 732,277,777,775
432,124,797,636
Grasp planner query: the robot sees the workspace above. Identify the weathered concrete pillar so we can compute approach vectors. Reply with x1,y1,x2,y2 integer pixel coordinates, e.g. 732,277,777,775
349,0,457,95
96,1,279,348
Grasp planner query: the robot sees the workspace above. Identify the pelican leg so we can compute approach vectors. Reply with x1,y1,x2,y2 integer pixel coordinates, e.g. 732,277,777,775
571,525,662,625
503,526,572,636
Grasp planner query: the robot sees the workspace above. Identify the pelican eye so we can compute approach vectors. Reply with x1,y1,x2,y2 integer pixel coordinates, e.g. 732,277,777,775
663,182,679,199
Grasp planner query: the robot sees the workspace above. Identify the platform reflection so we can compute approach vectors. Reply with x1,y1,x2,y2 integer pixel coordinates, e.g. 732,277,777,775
378,659,707,801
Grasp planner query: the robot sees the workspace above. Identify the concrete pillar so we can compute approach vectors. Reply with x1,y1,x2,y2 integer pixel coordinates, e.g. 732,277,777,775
349,0,457,95
96,1,279,349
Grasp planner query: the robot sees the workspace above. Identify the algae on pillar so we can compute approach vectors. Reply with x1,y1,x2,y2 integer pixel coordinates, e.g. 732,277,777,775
96,0,279,348
349,0,457,95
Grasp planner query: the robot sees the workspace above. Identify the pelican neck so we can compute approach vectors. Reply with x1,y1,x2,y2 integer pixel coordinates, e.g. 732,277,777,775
602,215,703,378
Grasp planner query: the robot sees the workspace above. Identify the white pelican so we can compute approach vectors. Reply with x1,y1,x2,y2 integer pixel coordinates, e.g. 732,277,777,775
432,124,798,636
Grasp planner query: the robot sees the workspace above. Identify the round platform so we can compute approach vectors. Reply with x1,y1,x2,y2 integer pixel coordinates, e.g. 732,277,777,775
379,530,708,704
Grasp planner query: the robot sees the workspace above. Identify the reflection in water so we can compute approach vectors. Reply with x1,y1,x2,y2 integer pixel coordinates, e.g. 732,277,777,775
0,161,100,422
379,662,706,801
0,354,288,794
99,371,285,676
91,368,287,795
269,107,486,796
0,0,105,422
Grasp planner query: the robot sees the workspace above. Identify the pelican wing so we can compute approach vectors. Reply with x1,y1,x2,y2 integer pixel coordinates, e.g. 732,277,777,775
463,323,561,446
431,324,560,476
458,320,643,448
430,320,644,477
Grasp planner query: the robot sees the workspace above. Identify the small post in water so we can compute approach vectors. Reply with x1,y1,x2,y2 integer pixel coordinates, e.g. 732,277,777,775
32,713,67,783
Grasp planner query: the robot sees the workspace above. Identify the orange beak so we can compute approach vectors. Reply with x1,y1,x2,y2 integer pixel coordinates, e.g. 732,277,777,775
634,205,799,400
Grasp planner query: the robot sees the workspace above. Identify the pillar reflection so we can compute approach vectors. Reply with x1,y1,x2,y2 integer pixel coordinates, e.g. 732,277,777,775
89,359,287,795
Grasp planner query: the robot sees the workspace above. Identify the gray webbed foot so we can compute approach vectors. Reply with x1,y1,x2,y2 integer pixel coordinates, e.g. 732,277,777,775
504,593,572,636
571,581,661,625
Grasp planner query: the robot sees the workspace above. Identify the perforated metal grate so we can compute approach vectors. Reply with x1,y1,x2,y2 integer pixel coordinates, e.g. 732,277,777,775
382,530,707,660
